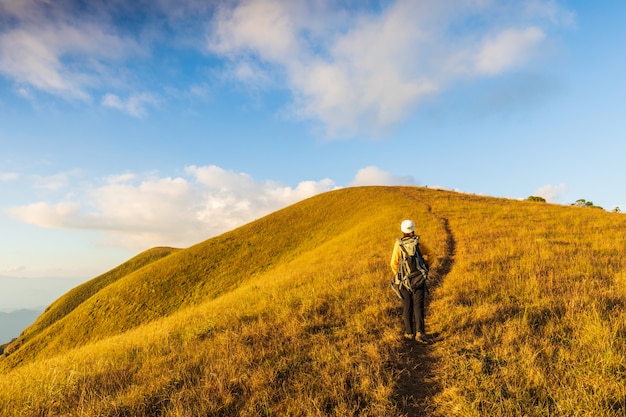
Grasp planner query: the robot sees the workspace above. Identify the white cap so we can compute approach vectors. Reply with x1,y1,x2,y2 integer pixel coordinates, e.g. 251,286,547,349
401,219,415,234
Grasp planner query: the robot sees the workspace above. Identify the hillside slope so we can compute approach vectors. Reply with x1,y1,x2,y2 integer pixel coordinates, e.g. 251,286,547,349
0,187,446,372
1,186,625,417
16,247,179,343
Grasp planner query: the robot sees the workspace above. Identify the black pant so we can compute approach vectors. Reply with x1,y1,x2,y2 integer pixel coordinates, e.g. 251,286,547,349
400,284,425,335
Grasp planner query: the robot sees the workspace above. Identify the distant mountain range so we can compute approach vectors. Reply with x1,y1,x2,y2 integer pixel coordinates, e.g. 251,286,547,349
0,309,42,344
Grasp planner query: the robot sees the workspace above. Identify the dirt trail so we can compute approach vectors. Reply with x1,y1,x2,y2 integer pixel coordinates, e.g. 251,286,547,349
391,197,457,416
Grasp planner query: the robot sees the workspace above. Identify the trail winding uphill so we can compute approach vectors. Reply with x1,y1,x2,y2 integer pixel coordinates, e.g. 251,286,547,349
392,188,458,416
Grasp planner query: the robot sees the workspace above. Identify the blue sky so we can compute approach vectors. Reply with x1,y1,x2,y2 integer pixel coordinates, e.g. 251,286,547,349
1,0,625,309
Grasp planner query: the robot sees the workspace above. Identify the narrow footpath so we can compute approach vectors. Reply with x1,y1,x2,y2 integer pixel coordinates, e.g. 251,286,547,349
392,195,457,416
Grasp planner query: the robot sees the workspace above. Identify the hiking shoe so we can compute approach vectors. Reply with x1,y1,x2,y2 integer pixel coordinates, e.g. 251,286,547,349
415,333,430,344
403,333,415,340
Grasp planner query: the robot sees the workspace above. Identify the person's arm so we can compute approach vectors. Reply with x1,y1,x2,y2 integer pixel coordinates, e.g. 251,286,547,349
390,240,401,275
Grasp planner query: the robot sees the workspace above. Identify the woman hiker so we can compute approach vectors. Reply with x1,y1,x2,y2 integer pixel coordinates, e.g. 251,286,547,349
390,219,432,344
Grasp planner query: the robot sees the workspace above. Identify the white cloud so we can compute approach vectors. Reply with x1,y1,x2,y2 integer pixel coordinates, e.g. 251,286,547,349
350,166,417,186
523,0,577,27
209,0,300,61
473,27,546,75
6,165,340,250
7,201,82,229
8,165,420,250
0,172,19,182
0,19,139,101
32,169,81,191
0,0,142,104
104,173,137,184
207,0,572,136
101,93,160,117
534,183,567,202
208,0,443,135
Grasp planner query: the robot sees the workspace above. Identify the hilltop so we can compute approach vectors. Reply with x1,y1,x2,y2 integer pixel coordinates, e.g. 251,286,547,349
1,186,625,416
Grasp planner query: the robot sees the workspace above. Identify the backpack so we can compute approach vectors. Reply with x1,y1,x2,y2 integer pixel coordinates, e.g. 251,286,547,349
392,236,429,295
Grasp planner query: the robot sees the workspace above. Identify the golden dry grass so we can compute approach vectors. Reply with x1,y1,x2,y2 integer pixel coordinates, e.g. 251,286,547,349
425,192,626,416
1,186,625,416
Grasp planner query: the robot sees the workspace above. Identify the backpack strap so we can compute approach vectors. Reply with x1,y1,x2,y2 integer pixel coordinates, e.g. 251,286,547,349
398,236,419,255
397,238,408,256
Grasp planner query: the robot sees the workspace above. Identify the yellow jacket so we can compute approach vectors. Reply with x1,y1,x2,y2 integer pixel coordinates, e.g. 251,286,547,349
390,235,432,275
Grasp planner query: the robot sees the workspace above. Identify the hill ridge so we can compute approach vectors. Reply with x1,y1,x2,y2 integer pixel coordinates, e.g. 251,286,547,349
2,186,625,416
2,186,438,369
18,247,179,343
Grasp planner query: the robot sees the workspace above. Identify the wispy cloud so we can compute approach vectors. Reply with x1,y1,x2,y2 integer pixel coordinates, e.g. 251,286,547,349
6,165,412,250
32,169,81,191
0,0,147,114
101,93,160,118
473,27,546,75
0,0,141,102
0,0,574,129
207,0,574,136
0,172,19,182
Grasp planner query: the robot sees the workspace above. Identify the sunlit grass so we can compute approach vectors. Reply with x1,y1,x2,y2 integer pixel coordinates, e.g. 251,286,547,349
427,196,626,416
0,187,447,416
1,186,625,416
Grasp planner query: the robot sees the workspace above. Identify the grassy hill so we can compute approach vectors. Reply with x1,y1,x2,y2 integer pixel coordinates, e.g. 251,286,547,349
1,186,625,416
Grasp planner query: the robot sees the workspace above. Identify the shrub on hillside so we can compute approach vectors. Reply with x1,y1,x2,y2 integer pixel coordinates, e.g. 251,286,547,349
527,196,546,202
